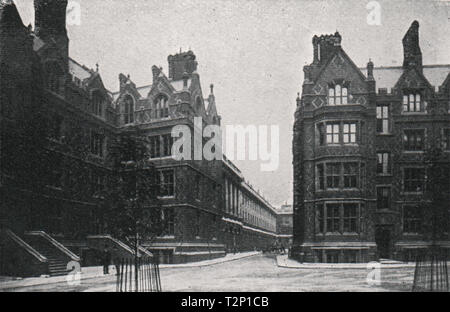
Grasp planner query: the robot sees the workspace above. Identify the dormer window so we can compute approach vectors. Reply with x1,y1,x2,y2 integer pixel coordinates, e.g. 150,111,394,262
124,95,134,124
92,91,104,117
403,92,425,112
155,95,169,119
328,84,348,105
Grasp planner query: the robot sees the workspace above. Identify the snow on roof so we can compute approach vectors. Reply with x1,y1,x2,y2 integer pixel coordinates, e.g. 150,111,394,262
423,65,450,88
136,84,152,98
363,65,450,92
69,58,93,82
170,79,192,91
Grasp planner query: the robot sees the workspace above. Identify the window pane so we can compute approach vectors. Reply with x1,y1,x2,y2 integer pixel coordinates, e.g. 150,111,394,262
336,85,341,96
382,107,388,118
383,120,389,133
376,107,382,119
342,96,348,105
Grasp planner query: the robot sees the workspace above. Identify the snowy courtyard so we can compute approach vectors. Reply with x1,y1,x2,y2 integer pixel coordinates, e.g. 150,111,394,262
0,254,416,292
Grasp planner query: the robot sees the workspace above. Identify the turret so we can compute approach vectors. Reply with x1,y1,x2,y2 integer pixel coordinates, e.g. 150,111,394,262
312,32,342,65
167,50,198,81
34,0,69,60
402,20,422,72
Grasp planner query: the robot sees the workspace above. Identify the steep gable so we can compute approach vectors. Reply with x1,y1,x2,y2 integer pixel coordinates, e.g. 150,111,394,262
394,66,433,92
309,49,369,108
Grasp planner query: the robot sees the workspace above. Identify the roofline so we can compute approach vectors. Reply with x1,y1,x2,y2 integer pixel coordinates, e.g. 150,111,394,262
359,64,450,70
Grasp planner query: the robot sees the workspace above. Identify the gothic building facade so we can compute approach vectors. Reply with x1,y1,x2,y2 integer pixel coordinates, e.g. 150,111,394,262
292,21,450,263
0,1,277,275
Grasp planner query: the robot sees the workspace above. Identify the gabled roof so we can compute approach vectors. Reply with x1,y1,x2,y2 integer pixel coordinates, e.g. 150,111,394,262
364,64,450,91
69,58,93,82
136,84,152,98
313,47,367,84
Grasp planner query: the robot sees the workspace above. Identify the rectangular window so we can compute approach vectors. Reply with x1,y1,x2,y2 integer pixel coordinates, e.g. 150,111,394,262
328,88,335,106
343,204,358,233
403,93,424,112
404,168,425,193
377,187,391,210
317,164,325,190
343,123,357,144
326,204,340,233
442,129,450,151
163,208,175,236
159,170,174,197
326,163,341,189
376,105,389,133
92,93,103,117
343,163,358,188
326,123,340,144
316,204,324,234
403,129,425,151
162,134,173,157
90,131,104,157
149,136,161,158
377,152,390,175
403,205,422,234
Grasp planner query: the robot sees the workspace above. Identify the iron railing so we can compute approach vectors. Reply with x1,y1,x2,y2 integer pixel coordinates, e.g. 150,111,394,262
115,257,161,292
412,247,449,292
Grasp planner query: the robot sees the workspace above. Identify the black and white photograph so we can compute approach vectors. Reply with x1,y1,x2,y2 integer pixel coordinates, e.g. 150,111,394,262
0,0,450,298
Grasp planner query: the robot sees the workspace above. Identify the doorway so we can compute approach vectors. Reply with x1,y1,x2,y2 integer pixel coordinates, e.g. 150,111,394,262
375,226,392,259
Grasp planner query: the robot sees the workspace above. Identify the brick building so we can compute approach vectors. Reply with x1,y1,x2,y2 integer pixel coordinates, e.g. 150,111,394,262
0,1,276,276
292,21,450,263
276,204,293,248
221,157,278,253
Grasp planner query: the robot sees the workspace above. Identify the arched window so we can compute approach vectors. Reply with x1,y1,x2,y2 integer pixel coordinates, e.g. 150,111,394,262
92,91,104,117
155,95,169,119
328,84,348,105
45,62,64,94
123,95,134,124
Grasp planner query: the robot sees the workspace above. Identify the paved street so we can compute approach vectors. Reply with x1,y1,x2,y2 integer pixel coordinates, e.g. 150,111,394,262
0,254,415,292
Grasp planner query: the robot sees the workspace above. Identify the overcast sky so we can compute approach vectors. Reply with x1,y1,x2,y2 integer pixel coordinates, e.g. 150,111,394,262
14,0,450,208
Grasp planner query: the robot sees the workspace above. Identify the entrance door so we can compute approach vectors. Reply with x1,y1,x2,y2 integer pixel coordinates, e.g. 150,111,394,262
375,226,391,259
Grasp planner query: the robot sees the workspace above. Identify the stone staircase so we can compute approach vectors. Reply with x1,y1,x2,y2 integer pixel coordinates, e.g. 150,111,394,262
24,232,80,277
24,239,68,276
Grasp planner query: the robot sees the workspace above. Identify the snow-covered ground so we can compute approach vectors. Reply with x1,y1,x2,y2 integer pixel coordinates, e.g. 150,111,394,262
0,254,416,292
